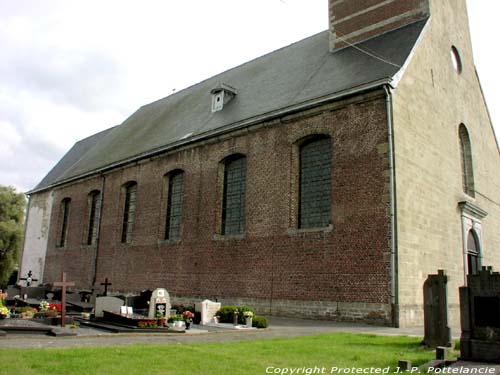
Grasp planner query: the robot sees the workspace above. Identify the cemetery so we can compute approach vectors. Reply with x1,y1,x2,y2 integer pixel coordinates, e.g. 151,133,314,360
0,272,265,337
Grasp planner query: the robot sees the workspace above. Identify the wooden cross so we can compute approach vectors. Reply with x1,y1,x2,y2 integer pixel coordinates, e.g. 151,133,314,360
19,270,38,287
52,272,75,327
100,278,112,296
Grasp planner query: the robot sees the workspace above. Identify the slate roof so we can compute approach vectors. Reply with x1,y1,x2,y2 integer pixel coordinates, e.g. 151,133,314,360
31,20,427,193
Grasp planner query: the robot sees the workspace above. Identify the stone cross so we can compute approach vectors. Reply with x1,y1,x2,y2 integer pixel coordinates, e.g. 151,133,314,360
100,278,112,296
20,270,38,287
52,272,75,327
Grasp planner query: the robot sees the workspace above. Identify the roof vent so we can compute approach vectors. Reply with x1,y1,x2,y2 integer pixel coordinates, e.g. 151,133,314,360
211,83,237,112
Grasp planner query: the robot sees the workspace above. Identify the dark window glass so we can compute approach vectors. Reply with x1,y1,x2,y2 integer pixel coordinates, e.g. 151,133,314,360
87,190,101,245
165,171,184,240
459,124,475,197
467,230,480,275
59,198,71,247
222,155,246,235
121,183,137,244
299,137,332,228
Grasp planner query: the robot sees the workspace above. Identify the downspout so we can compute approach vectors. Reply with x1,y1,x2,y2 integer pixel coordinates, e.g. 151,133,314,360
17,195,31,285
91,174,106,287
384,85,399,327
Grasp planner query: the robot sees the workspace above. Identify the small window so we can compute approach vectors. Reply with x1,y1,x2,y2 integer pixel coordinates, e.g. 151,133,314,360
299,136,332,229
467,229,480,275
459,124,475,197
58,198,71,247
222,155,246,235
121,182,137,244
165,170,184,240
451,46,463,74
86,190,101,245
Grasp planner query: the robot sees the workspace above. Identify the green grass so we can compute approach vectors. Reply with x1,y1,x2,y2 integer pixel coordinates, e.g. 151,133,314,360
0,333,434,375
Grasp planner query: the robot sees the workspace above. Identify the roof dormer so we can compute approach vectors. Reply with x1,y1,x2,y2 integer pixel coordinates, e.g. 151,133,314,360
211,83,237,112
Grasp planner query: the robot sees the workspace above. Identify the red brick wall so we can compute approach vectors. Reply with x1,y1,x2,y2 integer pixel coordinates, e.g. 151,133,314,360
329,0,429,50
43,92,392,319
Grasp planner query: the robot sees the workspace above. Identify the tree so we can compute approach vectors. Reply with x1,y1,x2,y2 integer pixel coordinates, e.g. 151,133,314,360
0,185,26,286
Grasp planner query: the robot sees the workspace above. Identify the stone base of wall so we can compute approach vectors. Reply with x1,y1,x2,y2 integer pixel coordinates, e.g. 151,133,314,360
171,296,393,326
398,303,460,329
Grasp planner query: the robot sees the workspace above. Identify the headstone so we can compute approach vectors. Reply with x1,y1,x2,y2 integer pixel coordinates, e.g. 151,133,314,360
423,270,451,347
196,299,221,325
460,266,500,363
148,288,171,319
95,296,124,318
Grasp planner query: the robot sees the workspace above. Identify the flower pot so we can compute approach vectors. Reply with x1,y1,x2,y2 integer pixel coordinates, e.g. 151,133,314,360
185,321,191,330
246,317,253,327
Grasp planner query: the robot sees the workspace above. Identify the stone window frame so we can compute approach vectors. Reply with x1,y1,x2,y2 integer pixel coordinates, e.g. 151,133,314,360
289,134,333,232
459,124,475,197
459,201,487,284
84,190,101,246
215,153,247,238
121,181,138,244
57,197,71,248
161,169,185,242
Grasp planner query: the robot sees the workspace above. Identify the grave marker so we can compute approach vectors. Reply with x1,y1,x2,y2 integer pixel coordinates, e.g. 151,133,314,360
100,278,112,296
52,272,75,327
95,296,125,318
148,288,171,319
19,270,38,287
423,270,451,347
196,299,221,325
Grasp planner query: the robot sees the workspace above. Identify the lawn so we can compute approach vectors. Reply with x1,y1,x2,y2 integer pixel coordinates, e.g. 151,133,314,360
0,333,435,375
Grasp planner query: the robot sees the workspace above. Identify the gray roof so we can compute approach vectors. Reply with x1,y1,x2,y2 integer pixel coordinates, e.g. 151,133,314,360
31,20,427,193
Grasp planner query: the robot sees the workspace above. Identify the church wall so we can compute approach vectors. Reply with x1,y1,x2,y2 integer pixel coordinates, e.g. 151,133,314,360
393,0,500,328
42,92,394,323
19,190,54,285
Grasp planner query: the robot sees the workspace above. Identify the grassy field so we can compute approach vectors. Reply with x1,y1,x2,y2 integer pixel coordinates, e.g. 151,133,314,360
0,333,436,375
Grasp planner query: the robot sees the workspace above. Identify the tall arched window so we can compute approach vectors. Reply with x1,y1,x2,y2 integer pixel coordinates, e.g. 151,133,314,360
58,198,71,247
222,154,246,235
467,229,480,275
86,190,101,245
459,124,475,197
299,136,332,229
165,170,184,240
121,182,137,244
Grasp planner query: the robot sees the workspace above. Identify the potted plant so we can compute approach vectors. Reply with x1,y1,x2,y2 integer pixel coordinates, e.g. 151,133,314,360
182,310,195,330
167,314,185,330
156,312,166,327
243,311,254,327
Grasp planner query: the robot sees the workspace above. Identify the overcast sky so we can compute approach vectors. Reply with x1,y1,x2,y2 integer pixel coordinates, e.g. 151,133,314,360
1,0,498,193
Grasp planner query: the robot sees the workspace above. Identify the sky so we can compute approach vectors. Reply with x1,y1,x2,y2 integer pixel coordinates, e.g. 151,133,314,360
1,0,498,193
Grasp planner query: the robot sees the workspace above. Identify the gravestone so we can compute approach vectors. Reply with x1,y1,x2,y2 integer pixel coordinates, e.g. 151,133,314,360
460,266,500,363
423,270,451,347
95,296,124,318
196,299,221,325
148,288,171,319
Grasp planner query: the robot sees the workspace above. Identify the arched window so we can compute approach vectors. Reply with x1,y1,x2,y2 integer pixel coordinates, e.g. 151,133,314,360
299,136,332,229
165,170,184,240
222,154,246,235
58,198,71,247
121,182,137,244
86,190,101,245
459,124,475,197
467,229,480,275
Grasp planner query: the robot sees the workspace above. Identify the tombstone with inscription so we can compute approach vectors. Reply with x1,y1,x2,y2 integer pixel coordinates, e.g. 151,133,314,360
95,296,124,318
148,288,171,319
460,266,500,363
195,299,221,325
423,270,451,347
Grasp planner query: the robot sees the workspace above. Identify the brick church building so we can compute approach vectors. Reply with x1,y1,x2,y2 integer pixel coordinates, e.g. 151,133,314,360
20,0,500,327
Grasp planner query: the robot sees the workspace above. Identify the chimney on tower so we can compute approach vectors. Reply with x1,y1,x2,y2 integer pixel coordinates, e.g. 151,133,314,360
329,0,430,52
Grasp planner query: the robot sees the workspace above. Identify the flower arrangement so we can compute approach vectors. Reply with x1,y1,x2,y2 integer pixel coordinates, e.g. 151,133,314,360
0,306,10,318
182,310,195,323
0,292,7,308
243,311,254,318
39,300,49,312
138,320,158,328
49,303,62,313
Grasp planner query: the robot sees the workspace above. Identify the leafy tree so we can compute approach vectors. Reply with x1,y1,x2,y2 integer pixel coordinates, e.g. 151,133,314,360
0,185,26,286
